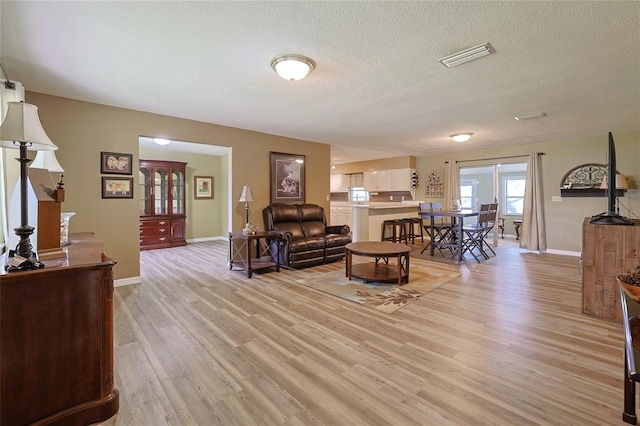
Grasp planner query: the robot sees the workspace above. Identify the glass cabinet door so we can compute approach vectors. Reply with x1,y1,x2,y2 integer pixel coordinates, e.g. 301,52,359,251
139,167,152,216
140,160,187,250
154,168,169,215
172,169,184,214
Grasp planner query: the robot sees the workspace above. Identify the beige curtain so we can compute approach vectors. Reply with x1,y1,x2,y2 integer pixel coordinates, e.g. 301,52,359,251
445,160,460,210
520,152,546,250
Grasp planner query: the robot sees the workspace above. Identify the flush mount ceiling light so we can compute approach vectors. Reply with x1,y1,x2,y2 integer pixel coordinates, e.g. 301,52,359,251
271,54,315,81
153,138,171,145
450,133,473,143
515,112,547,121
438,43,494,68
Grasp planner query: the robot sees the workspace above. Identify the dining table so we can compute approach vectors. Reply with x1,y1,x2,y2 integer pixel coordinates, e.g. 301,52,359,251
420,209,479,261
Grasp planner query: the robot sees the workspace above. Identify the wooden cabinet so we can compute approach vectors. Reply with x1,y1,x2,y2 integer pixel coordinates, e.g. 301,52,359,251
1,233,119,424
139,160,187,250
582,217,640,322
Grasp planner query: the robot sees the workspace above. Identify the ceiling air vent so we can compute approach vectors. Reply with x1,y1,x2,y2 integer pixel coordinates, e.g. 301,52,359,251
438,43,494,68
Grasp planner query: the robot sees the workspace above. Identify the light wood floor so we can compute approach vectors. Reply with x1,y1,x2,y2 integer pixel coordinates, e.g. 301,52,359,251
100,237,626,425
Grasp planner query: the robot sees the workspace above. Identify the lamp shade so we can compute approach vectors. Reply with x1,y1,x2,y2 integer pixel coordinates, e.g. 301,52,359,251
238,185,254,202
271,55,315,81
600,174,628,189
30,150,65,172
0,102,57,151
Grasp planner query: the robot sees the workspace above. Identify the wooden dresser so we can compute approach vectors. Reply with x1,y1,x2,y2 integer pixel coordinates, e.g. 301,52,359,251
582,217,640,322
139,159,187,250
0,233,119,424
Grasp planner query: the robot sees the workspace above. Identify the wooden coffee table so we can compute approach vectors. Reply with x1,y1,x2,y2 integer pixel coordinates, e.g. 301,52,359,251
345,241,411,285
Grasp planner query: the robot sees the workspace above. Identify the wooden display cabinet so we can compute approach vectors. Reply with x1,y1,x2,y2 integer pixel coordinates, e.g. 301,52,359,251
139,159,187,250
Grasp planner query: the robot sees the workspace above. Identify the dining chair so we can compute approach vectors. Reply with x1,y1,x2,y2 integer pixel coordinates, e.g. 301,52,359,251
461,210,491,262
420,202,453,256
478,203,498,257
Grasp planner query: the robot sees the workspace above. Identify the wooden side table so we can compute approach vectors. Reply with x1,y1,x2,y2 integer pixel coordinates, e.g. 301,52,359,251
513,220,522,240
228,231,282,278
498,218,505,239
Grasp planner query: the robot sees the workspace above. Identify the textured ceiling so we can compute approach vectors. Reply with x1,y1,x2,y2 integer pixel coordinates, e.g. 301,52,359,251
1,1,638,163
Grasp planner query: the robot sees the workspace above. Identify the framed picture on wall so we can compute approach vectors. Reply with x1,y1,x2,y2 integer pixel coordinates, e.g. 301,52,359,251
102,177,133,199
270,152,305,205
101,151,132,175
194,176,214,199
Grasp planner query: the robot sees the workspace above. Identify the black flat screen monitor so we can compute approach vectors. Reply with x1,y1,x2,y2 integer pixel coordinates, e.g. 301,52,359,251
590,132,633,225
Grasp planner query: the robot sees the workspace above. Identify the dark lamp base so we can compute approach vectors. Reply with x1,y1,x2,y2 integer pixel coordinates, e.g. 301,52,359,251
5,250,45,272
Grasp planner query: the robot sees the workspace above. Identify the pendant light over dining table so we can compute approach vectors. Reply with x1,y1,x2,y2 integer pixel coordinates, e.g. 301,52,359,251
271,55,315,81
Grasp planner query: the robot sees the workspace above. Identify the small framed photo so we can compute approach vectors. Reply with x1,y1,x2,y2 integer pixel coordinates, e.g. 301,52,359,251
102,177,133,199
101,151,132,175
270,152,305,205
194,176,214,199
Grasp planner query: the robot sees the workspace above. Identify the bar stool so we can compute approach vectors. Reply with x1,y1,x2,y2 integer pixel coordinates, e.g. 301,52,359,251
381,219,409,244
403,217,423,244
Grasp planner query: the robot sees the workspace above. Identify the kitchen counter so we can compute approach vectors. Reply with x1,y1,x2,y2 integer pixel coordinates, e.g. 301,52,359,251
331,201,421,208
351,204,421,242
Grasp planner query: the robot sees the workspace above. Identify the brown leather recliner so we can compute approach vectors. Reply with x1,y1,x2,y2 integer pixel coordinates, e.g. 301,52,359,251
263,203,351,269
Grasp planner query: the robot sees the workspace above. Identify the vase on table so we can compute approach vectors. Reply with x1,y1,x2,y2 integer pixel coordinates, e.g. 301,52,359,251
60,212,76,246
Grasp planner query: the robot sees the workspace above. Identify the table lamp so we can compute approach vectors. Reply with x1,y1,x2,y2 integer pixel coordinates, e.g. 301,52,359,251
238,185,256,234
31,149,65,200
0,101,58,271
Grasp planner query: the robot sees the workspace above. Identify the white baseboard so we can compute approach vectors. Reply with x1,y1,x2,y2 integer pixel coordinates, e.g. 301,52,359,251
186,236,228,243
544,249,581,257
522,248,581,257
115,276,141,287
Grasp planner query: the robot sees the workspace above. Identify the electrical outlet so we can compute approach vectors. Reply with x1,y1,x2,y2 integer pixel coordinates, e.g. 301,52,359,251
552,196,562,202
326,195,330,201
390,195,393,201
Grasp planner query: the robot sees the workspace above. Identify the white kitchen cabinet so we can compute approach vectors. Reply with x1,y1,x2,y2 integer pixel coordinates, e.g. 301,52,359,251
364,168,414,191
330,174,349,192
364,170,391,191
330,206,353,230
363,171,378,191
389,168,412,191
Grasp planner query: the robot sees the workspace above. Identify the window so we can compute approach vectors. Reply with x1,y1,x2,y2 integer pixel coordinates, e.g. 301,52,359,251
349,187,369,202
503,176,526,215
459,180,476,209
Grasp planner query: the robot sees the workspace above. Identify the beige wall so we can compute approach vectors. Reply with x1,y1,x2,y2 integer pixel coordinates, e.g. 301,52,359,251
332,132,639,252
4,91,638,275
413,131,640,252
138,145,228,241
17,92,330,280
332,156,416,174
